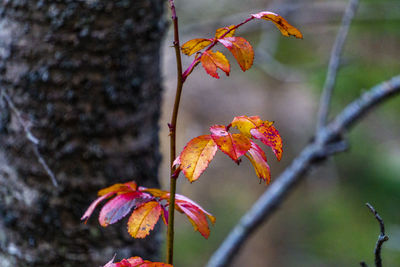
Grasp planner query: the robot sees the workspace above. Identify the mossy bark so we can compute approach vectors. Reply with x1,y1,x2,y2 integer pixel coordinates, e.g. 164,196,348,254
0,1,165,265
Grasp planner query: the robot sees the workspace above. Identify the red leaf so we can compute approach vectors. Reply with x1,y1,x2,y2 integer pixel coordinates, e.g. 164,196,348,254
104,256,173,267
210,125,251,163
127,201,162,238
99,192,152,226
250,124,282,161
174,194,215,239
215,25,236,39
245,141,271,183
217,37,254,71
173,135,217,182
181,38,212,56
251,11,303,39
200,50,230,79
231,115,282,161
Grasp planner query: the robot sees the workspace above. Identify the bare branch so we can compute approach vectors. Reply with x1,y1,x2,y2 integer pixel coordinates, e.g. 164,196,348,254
206,75,400,267
316,0,359,132
1,88,59,187
364,203,389,267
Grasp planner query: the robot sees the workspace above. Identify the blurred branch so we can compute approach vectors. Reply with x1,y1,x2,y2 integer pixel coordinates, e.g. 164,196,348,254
0,88,58,187
316,0,359,132
360,203,389,267
207,75,400,267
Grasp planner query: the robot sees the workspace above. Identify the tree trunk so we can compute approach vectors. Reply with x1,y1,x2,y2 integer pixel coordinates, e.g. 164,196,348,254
0,1,166,266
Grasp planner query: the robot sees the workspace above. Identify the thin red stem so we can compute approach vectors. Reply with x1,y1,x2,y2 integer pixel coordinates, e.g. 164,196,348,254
167,0,184,265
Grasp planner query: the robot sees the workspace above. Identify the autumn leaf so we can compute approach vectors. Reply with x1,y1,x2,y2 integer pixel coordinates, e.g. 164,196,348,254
99,192,152,226
210,125,251,163
181,38,212,56
245,141,271,183
250,124,282,161
215,25,236,39
104,256,173,267
231,115,282,161
200,50,230,79
173,135,217,182
217,37,254,71
82,182,216,240
231,115,268,137
98,181,138,197
174,194,215,239
127,201,162,238
251,11,303,39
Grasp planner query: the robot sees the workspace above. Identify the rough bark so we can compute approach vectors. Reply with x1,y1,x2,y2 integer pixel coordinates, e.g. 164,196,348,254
0,0,166,266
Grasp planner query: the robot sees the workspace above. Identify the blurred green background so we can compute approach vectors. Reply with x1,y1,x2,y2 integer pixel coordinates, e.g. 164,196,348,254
160,0,400,266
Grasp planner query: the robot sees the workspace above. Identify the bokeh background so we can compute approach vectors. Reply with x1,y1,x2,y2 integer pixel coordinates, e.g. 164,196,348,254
159,0,400,266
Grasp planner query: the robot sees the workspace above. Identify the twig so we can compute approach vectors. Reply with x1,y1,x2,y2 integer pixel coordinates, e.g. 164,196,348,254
364,203,389,267
316,0,359,132
206,75,400,267
0,88,58,187
167,0,184,264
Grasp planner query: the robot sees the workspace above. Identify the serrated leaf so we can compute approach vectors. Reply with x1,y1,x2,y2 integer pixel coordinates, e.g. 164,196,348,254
127,201,162,238
173,135,217,182
250,124,282,161
174,194,215,239
251,11,303,39
104,256,173,267
245,141,271,183
210,125,251,163
231,115,267,137
200,50,230,79
99,192,151,226
98,181,137,197
231,115,281,161
181,38,212,56
215,25,236,38
217,37,254,71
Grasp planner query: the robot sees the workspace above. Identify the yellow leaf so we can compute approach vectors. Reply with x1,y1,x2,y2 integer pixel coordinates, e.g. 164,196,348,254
181,38,212,56
127,201,161,238
215,25,236,39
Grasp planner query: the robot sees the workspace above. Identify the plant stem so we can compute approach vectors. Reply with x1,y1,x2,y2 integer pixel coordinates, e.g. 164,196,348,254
167,0,184,264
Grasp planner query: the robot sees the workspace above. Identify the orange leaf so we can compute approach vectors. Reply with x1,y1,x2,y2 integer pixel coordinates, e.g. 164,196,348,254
200,50,230,79
173,135,217,182
215,25,236,39
127,201,161,238
231,115,281,161
252,11,303,39
210,125,251,163
98,181,137,196
181,38,212,56
250,124,282,161
175,194,215,239
217,37,254,71
245,141,271,183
